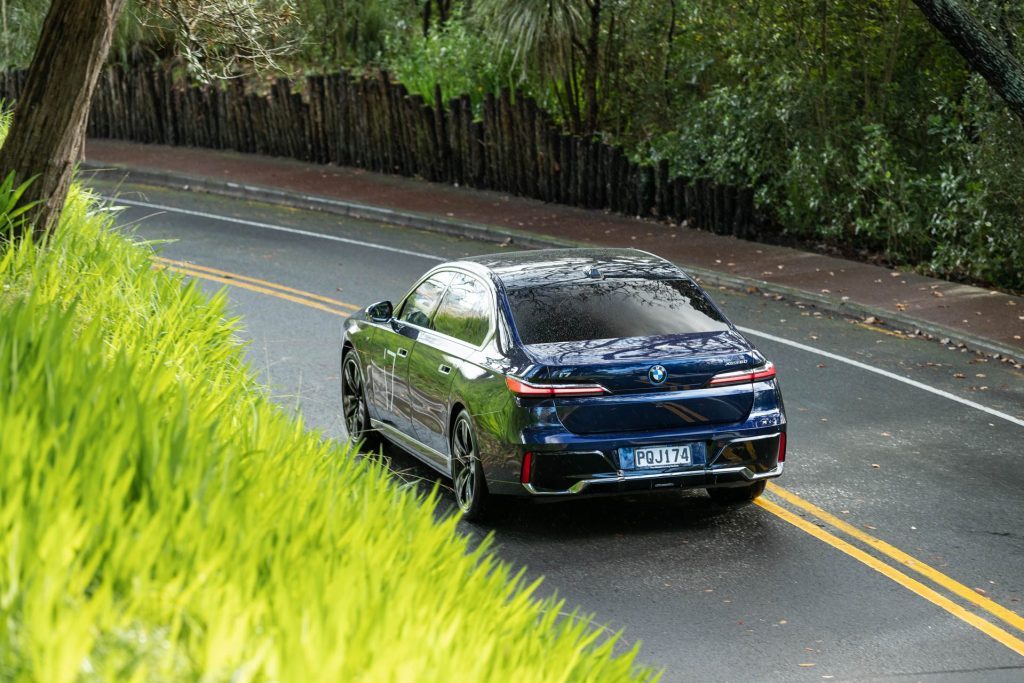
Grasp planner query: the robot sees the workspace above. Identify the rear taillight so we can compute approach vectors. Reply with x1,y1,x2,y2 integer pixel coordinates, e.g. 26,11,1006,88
505,376,609,397
521,451,534,484
778,432,786,463
707,361,776,388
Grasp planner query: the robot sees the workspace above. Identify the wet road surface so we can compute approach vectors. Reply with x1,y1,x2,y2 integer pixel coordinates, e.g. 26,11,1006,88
94,180,1024,681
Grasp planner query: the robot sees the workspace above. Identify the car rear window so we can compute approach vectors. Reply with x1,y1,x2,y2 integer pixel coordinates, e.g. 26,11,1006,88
505,278,729,345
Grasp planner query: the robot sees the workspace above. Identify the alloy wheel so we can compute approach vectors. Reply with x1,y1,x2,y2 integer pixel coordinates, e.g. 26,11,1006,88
452,416,477,512
341,353,368,439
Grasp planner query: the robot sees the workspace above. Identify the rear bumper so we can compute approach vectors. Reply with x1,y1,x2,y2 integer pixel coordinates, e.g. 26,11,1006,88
523,462,783,497
504,428,785,497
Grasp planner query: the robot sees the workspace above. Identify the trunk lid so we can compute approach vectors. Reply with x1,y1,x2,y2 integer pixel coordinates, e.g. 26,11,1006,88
523,330,761,433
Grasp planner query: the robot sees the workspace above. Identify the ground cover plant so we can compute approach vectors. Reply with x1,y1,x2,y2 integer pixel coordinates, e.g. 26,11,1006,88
0,120,655,679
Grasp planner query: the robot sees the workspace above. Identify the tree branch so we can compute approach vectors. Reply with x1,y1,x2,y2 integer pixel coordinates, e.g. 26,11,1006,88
912,0,1024,123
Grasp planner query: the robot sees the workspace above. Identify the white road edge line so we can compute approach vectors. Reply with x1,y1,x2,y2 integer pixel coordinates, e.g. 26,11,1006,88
107,193,1023,429
106,196,446,262
738,326,1024,429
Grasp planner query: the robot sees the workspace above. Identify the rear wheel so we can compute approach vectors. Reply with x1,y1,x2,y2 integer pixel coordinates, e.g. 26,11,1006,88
707,480,766,505
341,349,380,451
451,410,489,521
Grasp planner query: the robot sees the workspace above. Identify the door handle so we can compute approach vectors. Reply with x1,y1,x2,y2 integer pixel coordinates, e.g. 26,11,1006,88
438,364,452,375
397,348,409,358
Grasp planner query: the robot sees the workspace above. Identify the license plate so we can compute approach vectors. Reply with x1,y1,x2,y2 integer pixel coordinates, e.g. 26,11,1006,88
621,443,704,469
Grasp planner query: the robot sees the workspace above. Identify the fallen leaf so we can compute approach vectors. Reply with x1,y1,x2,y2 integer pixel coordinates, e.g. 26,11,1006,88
799,663,816,668
880,432,892,437
864,316,880,324
953,372,966,379
974,587,988,596
871,463,880,468
817,363,827,368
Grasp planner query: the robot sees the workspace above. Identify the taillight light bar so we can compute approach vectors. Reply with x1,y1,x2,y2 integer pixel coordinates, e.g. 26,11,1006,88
778,432,787,463
707,361,776,388
505,376,609,397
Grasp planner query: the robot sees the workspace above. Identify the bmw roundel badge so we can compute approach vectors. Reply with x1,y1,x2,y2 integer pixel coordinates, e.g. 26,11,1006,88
648,365,668,384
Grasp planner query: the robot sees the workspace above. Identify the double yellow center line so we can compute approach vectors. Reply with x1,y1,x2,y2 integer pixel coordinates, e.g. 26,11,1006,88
760,485,1024,656
157,255,1024,657
154,257,359,316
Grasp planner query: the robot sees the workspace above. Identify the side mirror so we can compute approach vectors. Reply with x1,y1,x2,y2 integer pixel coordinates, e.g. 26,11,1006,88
367,300,393,323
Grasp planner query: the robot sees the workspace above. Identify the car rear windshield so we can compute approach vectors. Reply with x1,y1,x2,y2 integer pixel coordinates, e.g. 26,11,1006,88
506,278,729,345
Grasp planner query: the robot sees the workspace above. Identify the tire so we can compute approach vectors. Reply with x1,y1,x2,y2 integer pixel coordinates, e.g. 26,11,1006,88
450,409,490,521
707,480,766,505
341,349,381,451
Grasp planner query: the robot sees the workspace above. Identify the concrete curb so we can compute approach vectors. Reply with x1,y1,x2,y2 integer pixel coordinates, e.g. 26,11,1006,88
82,161,1024,364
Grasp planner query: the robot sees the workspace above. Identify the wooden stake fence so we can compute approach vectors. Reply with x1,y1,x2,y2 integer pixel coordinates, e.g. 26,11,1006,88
0,65,769,237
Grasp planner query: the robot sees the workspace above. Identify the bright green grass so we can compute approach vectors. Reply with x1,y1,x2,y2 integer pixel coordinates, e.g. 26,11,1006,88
0,160,655,679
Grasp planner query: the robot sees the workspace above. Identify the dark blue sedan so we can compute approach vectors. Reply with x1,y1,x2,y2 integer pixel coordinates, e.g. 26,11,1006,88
340,248,786,520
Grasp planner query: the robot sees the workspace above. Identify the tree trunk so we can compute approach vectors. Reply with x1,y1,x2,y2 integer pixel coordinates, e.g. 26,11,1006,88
912,0,1024,123
0,0,127,238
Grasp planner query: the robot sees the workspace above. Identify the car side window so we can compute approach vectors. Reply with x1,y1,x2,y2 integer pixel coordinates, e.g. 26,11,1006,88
432,274,493,346
399,272,452,328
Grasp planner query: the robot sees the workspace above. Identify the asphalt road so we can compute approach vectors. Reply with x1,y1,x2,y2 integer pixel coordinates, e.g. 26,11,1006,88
93,179,1024,682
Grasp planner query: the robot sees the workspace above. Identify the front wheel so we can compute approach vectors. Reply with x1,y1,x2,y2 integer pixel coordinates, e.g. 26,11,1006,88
341,349,380,451
707,480,766,505
450,410,490,521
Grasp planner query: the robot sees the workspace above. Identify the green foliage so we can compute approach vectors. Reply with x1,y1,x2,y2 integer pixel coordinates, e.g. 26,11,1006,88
293,0,409,67
633,1,1023,290
381,8,516,105
0,183,656,680
0,0,50,68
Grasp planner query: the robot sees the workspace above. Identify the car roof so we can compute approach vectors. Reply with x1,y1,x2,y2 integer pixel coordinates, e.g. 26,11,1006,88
455,248,684,289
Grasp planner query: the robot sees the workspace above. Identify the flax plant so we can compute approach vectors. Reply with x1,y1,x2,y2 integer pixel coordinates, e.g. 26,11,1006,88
0,132,655,680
